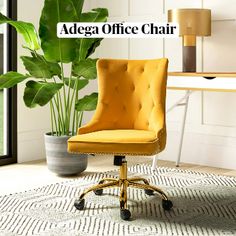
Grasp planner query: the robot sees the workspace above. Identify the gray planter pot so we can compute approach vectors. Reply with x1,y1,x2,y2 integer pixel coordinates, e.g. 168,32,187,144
44,133,88,176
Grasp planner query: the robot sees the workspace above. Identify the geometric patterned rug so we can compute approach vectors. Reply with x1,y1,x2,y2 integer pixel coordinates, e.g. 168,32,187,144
0,164,236,236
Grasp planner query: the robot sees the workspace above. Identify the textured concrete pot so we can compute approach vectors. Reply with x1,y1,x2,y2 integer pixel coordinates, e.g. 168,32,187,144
44,133,88,176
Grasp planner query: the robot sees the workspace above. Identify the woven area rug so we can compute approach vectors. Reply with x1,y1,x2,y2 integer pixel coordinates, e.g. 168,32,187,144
0,164,236,236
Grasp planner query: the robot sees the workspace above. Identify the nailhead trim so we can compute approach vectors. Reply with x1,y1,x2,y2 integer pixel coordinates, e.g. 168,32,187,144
68,128,166,156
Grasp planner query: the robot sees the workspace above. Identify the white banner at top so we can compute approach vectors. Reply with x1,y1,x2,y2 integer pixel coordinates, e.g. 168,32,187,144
57,22,179,38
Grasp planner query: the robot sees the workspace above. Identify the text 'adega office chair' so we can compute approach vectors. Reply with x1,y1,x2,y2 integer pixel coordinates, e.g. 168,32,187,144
68,58,173,220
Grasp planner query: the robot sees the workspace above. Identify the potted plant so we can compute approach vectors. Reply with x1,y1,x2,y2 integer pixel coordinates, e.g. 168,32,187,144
0,0,108,175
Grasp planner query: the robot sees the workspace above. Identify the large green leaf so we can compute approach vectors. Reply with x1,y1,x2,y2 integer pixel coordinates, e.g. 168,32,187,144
86,38,103,58
75,92,98,111
80,8,108,22
76,38,103,61
64,77,89,90
33,53,62,77
21,55,61,78
0,72,29,89
0,13,40,50
75,8,108,60
72,58,97,79
71,0,84,19
24,80,63,108
39,0,78,63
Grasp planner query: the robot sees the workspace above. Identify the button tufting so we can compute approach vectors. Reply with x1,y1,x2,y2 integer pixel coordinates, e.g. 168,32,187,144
123,105,126,111
115,86,119,92
102,101,109,106
139,103,142,110
131,84,135,91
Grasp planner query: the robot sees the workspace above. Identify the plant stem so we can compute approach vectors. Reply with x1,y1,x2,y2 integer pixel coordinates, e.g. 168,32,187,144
49,101,54,135
53,77,65,134
66,71,72,133
53,97,62,136
75,108,79,132
75,78,81,132
78,111,83,129
76,111,79,132
50,101,58,136
75,111,81,131
58,89,65,134
33,51,61,136
60,62,68,135
69,80,78,135
72,109,76,136
72,79,79,135
56,2,68,136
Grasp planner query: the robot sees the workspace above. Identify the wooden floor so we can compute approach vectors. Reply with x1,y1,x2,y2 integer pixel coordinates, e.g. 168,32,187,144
0,155,235,196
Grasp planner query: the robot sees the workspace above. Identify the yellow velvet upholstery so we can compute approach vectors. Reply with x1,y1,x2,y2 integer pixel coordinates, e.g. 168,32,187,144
68,58,168,155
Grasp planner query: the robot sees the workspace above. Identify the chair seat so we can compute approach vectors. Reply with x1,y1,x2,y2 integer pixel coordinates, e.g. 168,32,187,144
68,129,160,155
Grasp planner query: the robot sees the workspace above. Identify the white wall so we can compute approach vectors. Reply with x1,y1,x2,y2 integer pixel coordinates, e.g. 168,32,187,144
89,0,236,169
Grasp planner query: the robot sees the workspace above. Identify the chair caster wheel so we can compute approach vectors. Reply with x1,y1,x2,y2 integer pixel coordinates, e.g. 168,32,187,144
145,189,154,195
94,189,103,195
162,199,173,211
120,209,131,220
74,199,85,210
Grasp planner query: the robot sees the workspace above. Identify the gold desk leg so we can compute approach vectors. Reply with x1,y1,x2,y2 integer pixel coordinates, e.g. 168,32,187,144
128,181,168,201
128,177,149,185
99,178,118,184
79,180,119,200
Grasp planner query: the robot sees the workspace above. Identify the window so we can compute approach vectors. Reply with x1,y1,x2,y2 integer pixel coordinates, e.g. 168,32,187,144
0,0,17,165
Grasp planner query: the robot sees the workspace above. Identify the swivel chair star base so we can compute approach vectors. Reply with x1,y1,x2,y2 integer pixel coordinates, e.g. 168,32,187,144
74,156,173,220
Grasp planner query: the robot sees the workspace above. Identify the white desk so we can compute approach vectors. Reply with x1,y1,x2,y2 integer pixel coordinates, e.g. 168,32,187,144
152,72,236,170
168,72,236,92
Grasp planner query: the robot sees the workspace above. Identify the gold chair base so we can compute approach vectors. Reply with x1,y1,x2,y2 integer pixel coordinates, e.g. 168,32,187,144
75,159,172,220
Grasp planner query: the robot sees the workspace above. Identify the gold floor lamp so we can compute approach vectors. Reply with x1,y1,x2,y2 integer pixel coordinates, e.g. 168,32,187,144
168,9,211,72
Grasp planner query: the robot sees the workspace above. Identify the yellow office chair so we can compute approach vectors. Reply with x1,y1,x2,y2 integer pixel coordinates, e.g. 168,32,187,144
68,58,173,220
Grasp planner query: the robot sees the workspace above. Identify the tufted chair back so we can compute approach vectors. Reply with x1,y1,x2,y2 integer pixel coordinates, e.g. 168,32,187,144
79,58,168,137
